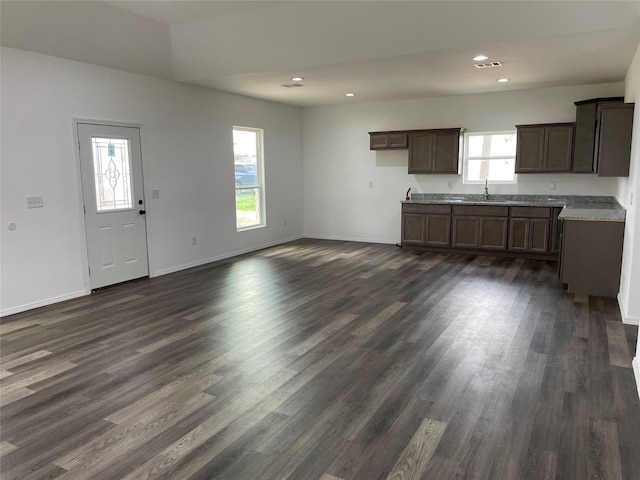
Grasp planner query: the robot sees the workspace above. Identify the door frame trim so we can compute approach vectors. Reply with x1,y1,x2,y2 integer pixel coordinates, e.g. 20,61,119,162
71,118,150,291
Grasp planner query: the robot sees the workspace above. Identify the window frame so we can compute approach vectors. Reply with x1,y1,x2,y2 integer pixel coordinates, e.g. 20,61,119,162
462,130,517,185
233,126,266,231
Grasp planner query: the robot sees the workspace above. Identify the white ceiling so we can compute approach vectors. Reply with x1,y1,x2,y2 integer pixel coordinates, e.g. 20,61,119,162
2,1,640,106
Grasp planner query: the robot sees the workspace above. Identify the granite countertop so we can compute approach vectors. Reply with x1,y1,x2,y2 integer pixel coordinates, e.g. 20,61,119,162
404,194,626,222
557,207,625,222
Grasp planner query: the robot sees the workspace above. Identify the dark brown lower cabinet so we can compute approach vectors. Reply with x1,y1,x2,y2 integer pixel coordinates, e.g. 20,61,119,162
451,216,508,250
508,207,551,253
451,205,509,251
508,218,550,253
402,203,557,258
425,215,451,246
451,215,507,250
451,216,479,248
550,207,563,254
479,217,508,250
561,219,625,297
401,204,452,247
401,214,425,246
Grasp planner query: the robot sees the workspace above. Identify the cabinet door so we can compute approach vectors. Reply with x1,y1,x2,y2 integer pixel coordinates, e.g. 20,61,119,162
550,207,563,254
425,215,451,246
596,103,634,177
543,125,574,172
479,217,508,250
573,102,598,172
432,130,460,173
452,216,479,248
529,218,550,253
402,214,425,245
408,133,435,173
508,218,529,251
370,134,389,150
561,220,625,297
515,127,545,172
388,133,408,149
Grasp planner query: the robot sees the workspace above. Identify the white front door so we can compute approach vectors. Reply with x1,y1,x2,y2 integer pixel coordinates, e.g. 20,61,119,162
77,123,149,289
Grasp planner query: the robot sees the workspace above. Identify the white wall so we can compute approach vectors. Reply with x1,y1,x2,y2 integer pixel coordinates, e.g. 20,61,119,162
618,45,640,325
617,43,640,396
303,83,624,243
0,47,303,315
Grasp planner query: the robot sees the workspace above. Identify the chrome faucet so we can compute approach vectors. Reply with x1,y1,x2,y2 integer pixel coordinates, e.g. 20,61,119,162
484,179,489,200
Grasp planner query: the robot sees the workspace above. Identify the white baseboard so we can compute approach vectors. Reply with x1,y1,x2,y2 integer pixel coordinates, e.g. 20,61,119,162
617,292,640,325
633,357,640,400
151,235,304,278
302,234,398,245
1,290,89,318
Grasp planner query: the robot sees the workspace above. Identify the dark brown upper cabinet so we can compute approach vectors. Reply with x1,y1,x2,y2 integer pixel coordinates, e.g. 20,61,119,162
595,103,634,177
369,131,408,150
515,123,574,173
408,128,462,174
369,128,463,174
573,97,633,176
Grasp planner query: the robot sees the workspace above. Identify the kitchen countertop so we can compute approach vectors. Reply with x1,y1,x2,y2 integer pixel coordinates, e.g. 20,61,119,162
404,194,626,222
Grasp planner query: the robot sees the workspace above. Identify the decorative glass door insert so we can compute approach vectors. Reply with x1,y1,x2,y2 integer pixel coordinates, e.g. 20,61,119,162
91,137,133,211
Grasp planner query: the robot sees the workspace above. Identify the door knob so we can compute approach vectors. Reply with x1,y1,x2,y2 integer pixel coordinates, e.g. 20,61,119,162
139,210,146,215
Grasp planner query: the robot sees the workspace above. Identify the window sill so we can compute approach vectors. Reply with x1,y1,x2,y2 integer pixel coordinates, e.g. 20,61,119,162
236,224,266,232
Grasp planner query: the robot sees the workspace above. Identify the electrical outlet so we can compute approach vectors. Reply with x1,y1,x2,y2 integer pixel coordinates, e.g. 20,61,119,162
283,219,287,227
369,181,374,189
26,196,44,208
192,236,197,246
447,181,453,190
151,189,160,199
549,182,556,190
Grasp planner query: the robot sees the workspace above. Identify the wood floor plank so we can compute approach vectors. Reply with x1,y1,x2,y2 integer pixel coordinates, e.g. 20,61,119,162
319,474,345,480
0,441,18,457
589,418,624,480
1,239,638,480
351,301,407,337
1,350,53,370
54,393,214,479
606,320,633,368
119,369,297,480
385,418,447,480
0,386,35,406
104,372,221,425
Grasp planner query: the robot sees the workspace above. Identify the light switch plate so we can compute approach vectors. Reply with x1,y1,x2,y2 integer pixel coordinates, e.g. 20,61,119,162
26,196,43,208
151,189,160,199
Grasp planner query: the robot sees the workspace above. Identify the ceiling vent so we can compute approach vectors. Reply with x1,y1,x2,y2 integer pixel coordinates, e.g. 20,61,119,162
282,83,305,88
474,61,503,68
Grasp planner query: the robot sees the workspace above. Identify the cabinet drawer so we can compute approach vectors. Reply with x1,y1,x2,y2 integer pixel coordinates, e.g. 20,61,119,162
509,206,551,218
402,204,452,215
452,205,508,217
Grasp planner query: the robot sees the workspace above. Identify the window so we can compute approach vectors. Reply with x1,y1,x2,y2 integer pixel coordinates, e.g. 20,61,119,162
91,137,133,211
463,131,517,183
233,127,265,230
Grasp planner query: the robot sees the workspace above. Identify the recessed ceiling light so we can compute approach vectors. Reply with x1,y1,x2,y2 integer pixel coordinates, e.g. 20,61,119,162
473,55,489,61
345,93,356,97
497,78,510,83
291,76,303,82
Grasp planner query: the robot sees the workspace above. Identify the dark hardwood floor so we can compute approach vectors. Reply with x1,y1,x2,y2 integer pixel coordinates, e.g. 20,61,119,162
1,238,638,480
